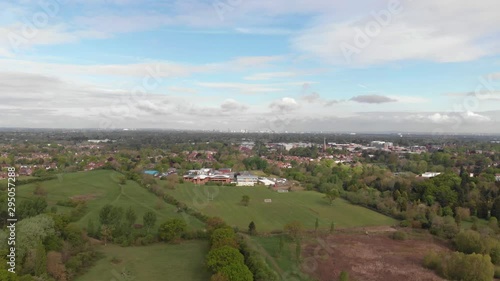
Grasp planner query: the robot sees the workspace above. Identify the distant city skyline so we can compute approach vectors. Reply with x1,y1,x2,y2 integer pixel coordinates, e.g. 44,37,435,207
0,0,499,133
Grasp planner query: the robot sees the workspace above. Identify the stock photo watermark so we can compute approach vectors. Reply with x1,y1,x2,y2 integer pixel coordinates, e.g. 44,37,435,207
340,0,406,64
212,0,243,21
8,0,62,53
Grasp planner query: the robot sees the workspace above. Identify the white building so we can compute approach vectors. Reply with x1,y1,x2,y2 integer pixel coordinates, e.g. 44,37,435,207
236,174,259,186
421,172,441,178
370,141,394,149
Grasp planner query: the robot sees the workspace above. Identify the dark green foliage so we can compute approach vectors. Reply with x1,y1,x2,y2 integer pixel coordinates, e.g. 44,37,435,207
158,219,187,242
206,246,245,272
248,221,256,235
210,227,238,249
391,231,407,241
217,262,253,281
18,197,47,220
143,211,157,232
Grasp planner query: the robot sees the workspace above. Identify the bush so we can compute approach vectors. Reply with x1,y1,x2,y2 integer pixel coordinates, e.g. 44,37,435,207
391,231,407,241
399,220,411,228
495,266,500,279
217,262,253,281
206,246,245,272
424,251,494,281
423,251,441,271
454,230,483,254
211,228,238,249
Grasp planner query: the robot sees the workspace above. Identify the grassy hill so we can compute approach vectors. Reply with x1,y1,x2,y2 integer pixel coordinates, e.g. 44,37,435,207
164,183,397,232
16,170,205,230
76,241,211,281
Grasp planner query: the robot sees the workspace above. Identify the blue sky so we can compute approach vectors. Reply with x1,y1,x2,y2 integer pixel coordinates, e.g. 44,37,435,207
0,0,499,133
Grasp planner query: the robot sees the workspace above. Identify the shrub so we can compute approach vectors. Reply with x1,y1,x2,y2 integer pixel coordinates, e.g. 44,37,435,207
399,220,411,228
217,262,253,281
158,219,187,242
495,267,500,279
424,251,494,281
211,227,238,249
391,231,407,241
206,246,245,272
423,251,441,271
454,230,483,254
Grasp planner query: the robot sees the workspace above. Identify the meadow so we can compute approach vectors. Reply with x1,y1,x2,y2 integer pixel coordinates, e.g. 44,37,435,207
75,241,211,281
16,170,205,230
164,183,397,232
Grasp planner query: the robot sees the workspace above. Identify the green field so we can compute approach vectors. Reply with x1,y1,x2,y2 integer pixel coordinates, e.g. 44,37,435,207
76,241,211,281
164,184,397,232
16,170,205,230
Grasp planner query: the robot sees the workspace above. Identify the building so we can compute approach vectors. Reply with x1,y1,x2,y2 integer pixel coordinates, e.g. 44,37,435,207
236,173,259,186
183,168,232,185
421,172,441,178
370,141,394,149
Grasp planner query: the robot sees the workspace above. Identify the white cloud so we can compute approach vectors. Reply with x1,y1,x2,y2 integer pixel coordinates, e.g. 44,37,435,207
244,72,296,81
292,0,500,65
197,82,284,94
269,97,300,112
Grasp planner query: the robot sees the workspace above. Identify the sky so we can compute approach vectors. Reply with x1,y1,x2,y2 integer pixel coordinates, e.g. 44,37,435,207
0,0,499,133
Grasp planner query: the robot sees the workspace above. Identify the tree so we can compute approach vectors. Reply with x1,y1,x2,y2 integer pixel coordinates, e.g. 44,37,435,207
248,221,256,235
206,217,227,234
330,221,335,234
34,242,47,276
143,211,157,233
16,214,55,263
241,195,250,206
211,227,238,249
99,204,113,225
210,272,229,281
119,176,126,185
47,251,67,281
101,225,112,245
206,246,245,272
0,269,19,281
455,230,483,254
492,197,500,221
324,189,340,205
18,197,48,220
218,263,253,281
284,221,303,241
158,219,187,242
125,207,137,226
34,182,47,197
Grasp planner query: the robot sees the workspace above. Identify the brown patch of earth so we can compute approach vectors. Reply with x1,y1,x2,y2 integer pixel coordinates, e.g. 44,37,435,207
70,194,98,202
301,231,449,281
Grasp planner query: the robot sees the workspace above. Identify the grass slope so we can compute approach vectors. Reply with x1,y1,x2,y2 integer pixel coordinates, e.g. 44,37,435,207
165,184,397,232
16,170,205,230
76,241,211,281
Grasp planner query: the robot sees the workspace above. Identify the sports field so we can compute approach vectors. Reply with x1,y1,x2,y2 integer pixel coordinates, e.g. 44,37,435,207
76,241,211,281
164,184,397,232
16,170,205,230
